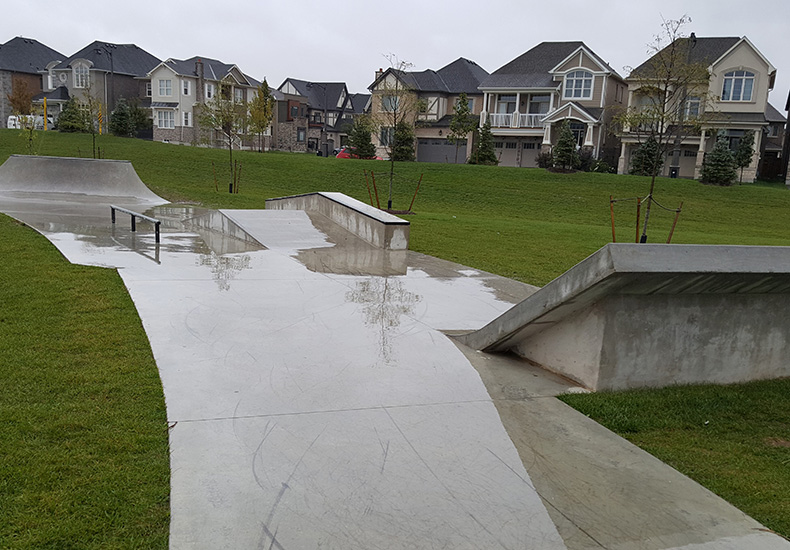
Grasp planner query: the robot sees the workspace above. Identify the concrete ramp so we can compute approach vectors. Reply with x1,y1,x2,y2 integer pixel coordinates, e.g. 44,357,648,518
455,243,790,390
0,155,164,203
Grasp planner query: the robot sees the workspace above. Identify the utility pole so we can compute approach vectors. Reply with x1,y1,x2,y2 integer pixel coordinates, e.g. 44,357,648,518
783,89,790,187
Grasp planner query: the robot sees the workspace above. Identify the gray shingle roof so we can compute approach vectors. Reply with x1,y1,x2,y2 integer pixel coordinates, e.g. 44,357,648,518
57,41,160,77
280,79,351,111
480,42,618,89
32,85,70,102
163,56,260,87
630,37,740,78
349,93,370,114
374,58,489,95
0,37,64,74
765,102,786,123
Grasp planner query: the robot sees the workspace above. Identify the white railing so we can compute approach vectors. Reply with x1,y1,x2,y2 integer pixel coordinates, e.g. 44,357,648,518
518,113,546,127
489,113,513,127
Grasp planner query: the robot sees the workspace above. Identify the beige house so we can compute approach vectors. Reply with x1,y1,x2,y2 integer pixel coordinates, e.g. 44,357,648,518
618,36,778,182
478,42,626,168
146,56,261,146
368,58,488,163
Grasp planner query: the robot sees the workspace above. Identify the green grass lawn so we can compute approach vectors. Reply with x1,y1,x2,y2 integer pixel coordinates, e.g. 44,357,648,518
1,129,789,542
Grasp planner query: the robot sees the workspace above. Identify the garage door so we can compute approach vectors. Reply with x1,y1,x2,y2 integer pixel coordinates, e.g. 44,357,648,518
417,138,467,164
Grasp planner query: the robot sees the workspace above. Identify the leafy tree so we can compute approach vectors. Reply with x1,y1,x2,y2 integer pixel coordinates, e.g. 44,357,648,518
197,79,248,193
248,79,275,152
468,120,498,165
109,98,136,137
553,121,580,170
448,92,476,163
630,136,663,176
347,114,377,158
617,15,713,240
7,77,33,114
700,133,736,185
392,121,415,161
79,82,105,158
734,130,755,183
56,97,88,133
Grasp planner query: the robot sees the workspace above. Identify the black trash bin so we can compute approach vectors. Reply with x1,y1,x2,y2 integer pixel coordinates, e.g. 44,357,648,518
669,166,679,178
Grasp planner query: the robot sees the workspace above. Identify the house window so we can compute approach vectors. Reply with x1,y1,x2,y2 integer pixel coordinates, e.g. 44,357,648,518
297,128,306,142
456,97,474,111
722,71,754,101
564,70,593,99
205,83,215,99
183,111,191,127
569,122,586,146
182,80,191,95
381,95,400,112
290,105,299,119
684,96,701,118
145,82,152,97
505,142,517,149
47,70,55,90
496,94,516,113
528,94,551,114
768,125,779,137
380,127,394,146
308,137,318,150
73,64,89,89
523,142,537,149
157,111,174,129
159,79,172,96
494,141,504,148
683,150,697,157
725,129,745,151
234,88,244,103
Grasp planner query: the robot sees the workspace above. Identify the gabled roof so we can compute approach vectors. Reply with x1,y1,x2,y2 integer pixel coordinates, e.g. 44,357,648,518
480,42,618,89
0,36,64,74
765,103,786,124
56,41,160,77
279,79,350,111
158,56,260,87
370,58,488,95
542,102,601,124
349,93,370,114
630,37,740,79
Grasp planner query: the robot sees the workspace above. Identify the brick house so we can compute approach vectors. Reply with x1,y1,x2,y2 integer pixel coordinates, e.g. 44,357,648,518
0,37,64,126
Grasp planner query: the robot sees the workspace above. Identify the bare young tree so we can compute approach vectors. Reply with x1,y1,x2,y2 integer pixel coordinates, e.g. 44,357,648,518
617,15,714,241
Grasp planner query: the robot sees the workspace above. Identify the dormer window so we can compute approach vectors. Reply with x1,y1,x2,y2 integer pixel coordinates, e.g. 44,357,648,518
722,70,754,101
564,70,593,99
73,63,89,89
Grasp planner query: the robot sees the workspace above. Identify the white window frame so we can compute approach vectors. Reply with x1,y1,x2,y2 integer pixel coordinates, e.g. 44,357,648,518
205,83,215,99
182,80,191,96
684,96,701,118
721,70,755,102
381,95,400,112
564,70,593,100
145,82,152,97
183,111,191,127
73,63,89,89
234,88,244,103
496,94,516,114
157,110,174,129
159,79,172,97
380,126,394,146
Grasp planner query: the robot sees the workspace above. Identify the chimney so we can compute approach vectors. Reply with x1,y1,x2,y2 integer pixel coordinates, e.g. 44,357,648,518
375,68,384,80
196,58,204,103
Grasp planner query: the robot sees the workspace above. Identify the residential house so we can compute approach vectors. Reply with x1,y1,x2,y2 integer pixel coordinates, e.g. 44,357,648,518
617,36,777,182
277,79,356,155
478,42,627,168
49,41,160,120
759,103,787,180
368,58,488,163
146,56,261,146
271,88,310,152
0,37,64,126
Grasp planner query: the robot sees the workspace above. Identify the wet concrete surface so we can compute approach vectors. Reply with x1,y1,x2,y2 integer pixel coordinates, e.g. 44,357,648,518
2,182,788,549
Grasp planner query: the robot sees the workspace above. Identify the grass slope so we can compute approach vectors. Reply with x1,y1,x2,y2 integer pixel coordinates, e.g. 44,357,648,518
0,215,169,548
1,130,789,541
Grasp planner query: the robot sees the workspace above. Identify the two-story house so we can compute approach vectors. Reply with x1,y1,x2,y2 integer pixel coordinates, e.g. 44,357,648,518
617,36,777,182
759,102,787,180
368,58,488,162
277,79,357,155
271,88,310,152
49,41,160,119
146,56,260,146
0,37,64,126
478,42,626,168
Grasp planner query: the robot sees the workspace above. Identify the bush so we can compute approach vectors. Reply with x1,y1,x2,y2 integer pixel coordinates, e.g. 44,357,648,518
535,151,553,168
578,148,595,172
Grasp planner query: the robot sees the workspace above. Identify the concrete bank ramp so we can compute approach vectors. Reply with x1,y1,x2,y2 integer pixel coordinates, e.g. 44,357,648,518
0,155,164,203
455,243,790,390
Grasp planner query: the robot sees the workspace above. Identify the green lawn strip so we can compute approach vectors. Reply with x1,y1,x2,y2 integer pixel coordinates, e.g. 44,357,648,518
559,380,790,538
0,216,169,549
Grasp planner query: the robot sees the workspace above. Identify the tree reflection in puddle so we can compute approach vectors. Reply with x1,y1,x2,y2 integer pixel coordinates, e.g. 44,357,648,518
197,252,252,291
346,278,421,363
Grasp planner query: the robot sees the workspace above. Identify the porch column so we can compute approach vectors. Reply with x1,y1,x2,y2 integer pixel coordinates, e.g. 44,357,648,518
513,93,521,128
584,124,594,147
542,123,552,145
694,128,706,179
617,142,628,174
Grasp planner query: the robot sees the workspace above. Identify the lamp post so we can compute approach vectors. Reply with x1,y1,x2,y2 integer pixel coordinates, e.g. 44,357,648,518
95,44,116,114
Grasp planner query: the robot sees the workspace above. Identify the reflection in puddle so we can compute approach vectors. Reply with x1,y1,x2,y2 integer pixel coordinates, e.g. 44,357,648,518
346,278,421,363
196,252,252,291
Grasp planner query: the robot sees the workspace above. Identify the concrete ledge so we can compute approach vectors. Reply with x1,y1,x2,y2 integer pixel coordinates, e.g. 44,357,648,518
265,192,409,250
455,244,790,390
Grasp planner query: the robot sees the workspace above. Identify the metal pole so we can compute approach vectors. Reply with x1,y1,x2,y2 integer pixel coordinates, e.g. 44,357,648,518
609,195,616,242
635,198,641,243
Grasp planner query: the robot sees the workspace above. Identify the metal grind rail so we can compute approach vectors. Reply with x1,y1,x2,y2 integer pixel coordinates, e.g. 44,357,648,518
110,205,161,243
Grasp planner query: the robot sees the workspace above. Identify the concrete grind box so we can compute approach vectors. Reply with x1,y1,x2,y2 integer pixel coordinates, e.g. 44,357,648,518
457,244,790,391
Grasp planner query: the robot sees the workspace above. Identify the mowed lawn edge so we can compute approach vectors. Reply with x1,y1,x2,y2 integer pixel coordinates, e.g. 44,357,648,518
0,215,169,549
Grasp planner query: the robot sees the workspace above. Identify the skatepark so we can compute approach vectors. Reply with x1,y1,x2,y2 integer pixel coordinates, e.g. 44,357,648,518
1,155,789,549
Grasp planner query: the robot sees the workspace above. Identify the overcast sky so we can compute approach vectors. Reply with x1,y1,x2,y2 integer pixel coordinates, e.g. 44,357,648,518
9,0,790,110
